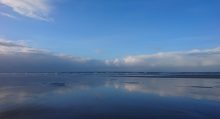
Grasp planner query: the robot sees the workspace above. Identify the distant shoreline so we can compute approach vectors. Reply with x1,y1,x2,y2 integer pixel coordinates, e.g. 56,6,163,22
0,72,220,78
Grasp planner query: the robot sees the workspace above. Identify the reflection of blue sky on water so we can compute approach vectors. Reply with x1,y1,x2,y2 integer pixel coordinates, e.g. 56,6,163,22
0,74,220,119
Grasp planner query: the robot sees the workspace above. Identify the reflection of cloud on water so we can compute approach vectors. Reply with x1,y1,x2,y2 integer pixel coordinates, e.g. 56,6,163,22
1,74,220,113
0,75,110,111
0,84,91,105
116,78,220,101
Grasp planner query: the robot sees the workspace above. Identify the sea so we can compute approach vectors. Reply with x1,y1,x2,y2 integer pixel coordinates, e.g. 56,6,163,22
0,72,220,119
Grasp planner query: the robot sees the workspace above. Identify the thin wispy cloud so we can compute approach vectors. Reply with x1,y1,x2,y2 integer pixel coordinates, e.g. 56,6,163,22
0,12,17,19
0,38,35,53
0,0,52,21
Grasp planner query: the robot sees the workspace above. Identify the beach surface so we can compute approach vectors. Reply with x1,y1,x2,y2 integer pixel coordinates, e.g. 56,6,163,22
0,73,220,119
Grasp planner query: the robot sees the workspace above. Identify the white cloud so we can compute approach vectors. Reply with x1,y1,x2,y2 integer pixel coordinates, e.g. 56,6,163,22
0,0,52,21
107,48,220,71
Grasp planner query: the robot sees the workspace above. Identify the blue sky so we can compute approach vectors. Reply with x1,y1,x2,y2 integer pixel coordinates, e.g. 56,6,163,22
0,0,220,72
0,0,220,59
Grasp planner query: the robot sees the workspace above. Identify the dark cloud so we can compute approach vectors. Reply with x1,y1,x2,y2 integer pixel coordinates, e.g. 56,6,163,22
0,40,25,47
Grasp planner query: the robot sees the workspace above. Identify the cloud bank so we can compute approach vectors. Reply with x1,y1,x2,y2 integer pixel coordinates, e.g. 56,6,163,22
0,38,107,72
106,48,220,72
0,0,52,21
0,38,220,72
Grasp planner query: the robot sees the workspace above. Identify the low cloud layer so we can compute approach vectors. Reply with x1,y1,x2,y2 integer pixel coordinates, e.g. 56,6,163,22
0,0,52,21
0,38,220,72
107,48,220,72
0,38,108,72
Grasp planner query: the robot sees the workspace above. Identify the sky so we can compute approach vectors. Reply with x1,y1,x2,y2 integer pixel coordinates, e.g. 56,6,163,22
0,0,220,72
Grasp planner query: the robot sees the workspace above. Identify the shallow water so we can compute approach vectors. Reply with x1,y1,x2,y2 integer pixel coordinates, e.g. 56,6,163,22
0,73,220,119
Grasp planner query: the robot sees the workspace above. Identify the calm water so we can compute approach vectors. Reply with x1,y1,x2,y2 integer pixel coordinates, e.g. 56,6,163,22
0,73,220,119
